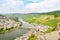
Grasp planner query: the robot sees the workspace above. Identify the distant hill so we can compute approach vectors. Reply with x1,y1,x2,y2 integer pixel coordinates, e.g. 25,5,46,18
3,10,60,18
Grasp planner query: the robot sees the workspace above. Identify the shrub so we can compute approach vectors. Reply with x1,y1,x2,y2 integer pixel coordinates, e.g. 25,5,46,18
28,34,36,40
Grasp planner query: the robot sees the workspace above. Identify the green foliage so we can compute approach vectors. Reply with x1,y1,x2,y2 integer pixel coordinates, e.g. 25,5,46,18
11,17,19,22
0,28,5,33
6,28,11,30
19,22,22,26
10,27,14,29
43,19,57,33
0,28,4,32
43,19,57,27
6,27,15,30
28,34,36,40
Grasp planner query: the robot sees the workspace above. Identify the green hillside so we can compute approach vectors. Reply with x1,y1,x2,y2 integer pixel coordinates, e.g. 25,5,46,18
21,10,60,33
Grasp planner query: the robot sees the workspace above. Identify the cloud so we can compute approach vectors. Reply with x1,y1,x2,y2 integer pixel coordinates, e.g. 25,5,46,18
1,0,24,8
0,0,60,13
27,0,41,3
25,0,60,13
0,0,24,13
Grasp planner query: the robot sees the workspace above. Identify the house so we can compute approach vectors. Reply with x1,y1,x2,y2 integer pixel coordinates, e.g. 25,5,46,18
0,16,21,30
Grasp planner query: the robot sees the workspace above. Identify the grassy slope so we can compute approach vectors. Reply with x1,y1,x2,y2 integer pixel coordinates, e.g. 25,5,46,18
21,11,60,33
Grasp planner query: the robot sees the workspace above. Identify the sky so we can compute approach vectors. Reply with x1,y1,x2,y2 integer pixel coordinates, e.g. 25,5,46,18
0,0,60,14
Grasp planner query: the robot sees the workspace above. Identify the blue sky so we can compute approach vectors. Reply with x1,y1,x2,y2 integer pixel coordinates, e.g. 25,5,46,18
0,0,60,14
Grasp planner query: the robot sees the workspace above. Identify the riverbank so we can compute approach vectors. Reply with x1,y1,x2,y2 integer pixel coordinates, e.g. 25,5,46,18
15,30,34,40
0,28,30,40
0,27,22,34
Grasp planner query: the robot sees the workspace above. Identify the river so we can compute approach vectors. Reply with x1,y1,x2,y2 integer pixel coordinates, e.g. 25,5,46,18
0,18,32,40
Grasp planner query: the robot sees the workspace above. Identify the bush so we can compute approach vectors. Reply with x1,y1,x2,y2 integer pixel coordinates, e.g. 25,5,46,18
6,28,11,30
0,28,4,32
28,34,36,40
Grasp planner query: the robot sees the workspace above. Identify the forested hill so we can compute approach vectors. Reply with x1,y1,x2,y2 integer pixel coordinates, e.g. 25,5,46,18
0,10,60,18
25,10,60,16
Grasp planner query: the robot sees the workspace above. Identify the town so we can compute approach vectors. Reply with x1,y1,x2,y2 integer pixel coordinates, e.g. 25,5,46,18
0,15,22,33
